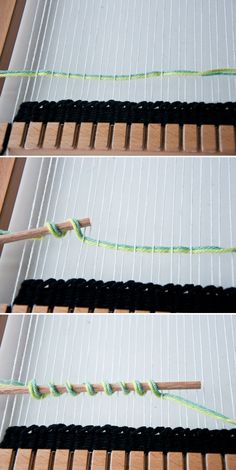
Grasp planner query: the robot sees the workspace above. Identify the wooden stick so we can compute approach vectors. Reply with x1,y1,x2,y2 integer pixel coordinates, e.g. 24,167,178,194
0,381,201,396
0,218,91,245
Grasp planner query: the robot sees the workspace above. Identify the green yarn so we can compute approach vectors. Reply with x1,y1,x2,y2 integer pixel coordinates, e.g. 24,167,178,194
159,391,236,426
65,382,79,396
85,382,97,396
133,380,146,396
46,222,66,238
1,379,236,425
0,230,10,235
102,382,114,396
119,381,131,395
48,383,61,397
0,68,236,80
28,379,49,400
0,379,25,387
70,218,236,255
148,380,162,397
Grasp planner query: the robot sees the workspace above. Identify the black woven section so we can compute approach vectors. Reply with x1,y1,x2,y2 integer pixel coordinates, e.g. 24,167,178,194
13,278,236,312
14,100,236,125
1,425,236,454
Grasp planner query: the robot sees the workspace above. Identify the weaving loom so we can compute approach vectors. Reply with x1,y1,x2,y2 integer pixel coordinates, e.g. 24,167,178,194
0,315,235,469
0,0,236,155
0,157,236,313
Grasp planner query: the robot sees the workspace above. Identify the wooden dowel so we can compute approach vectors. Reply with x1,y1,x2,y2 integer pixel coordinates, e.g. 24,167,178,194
0,217,91,245
0,381,201,396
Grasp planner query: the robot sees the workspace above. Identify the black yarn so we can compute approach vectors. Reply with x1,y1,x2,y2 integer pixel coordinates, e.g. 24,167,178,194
13,278,236,312
14,100,236,126
1,425,235,454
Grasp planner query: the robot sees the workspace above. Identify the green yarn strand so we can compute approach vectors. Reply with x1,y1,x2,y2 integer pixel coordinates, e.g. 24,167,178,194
85,382,97,396
133,381,146,396
119,382,131,395
70,218,236,255
28,379,49,400
148,380,162,397
102,382,114,396
46,222,66,238
65,382,79,396
1,68,236,80
160,392,236,426
48,383,61,397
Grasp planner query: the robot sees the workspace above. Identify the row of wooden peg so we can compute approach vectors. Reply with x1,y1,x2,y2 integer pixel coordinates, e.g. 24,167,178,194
0,449,235,470
0,304,169,314
0,122,235,155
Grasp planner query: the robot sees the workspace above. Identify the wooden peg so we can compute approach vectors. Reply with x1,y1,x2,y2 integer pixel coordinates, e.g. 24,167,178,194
94,123,110,150
13,449,32,470
129,124,144,151
219,126,235,154
183,125,198,153
32,306,49,313
8,122,26,151
225,454,236,470
72,450,89,470
147,124,162,152
201,125,217,153
206,454,223,470
110,451,126,470
93,308,110,313
114,309,130,314
12,305,29,313
148,452,164,470
73,307,90,313
24,122,43,150
134,310,150,314
53,450,70,469
129,451,145,470
112,123,127,151
53,306,70,313
187,453,204,470
91,450,107,470
60,123,77,150
164,124,180,152
77,122,93,150
0,449,13,470
42,123,60,149
34,449,51,470
167,452,184,470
